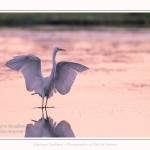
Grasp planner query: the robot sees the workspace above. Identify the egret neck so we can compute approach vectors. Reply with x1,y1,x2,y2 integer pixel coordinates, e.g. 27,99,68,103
48,49,57,84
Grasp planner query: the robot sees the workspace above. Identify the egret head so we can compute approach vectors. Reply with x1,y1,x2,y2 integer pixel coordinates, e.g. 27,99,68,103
54,46,66,53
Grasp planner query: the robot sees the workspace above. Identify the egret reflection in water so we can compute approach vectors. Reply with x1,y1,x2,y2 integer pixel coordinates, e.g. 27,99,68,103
25,108,75,137
6,46,89,108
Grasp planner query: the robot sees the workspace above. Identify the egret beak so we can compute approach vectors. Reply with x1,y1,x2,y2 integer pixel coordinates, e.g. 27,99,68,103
59,48,66,51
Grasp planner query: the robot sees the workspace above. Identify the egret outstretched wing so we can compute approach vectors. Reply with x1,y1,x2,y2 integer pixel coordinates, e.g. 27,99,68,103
54,61,88,95
6,54,44,93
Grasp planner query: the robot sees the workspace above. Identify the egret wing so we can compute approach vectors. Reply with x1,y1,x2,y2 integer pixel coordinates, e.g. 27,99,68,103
54,61,88,95
6,54,43,93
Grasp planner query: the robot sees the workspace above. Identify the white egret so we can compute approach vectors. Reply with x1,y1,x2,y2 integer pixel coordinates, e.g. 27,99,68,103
5,46,89,108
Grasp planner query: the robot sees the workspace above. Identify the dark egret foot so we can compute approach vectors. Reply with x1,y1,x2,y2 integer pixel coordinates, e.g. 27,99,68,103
34,106,44,109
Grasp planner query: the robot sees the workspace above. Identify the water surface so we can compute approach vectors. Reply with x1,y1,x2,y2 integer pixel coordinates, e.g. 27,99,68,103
1,26,150,137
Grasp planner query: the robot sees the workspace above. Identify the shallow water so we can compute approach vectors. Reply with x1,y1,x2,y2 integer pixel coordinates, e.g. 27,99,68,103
1,26,150,137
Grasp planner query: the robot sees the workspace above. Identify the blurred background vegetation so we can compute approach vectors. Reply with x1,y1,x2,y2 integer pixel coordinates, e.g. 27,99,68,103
0,13,150,27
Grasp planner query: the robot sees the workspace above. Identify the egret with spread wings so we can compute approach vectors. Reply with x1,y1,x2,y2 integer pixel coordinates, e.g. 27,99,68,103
5,46,89,108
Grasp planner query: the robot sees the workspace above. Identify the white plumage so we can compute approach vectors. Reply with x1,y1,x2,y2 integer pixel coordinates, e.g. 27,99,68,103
6,46,89,108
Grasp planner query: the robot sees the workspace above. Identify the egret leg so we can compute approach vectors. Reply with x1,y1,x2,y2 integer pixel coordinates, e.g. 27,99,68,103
42,97,44,109
45,107,48,119
45,97,48,108
42,108,44,120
